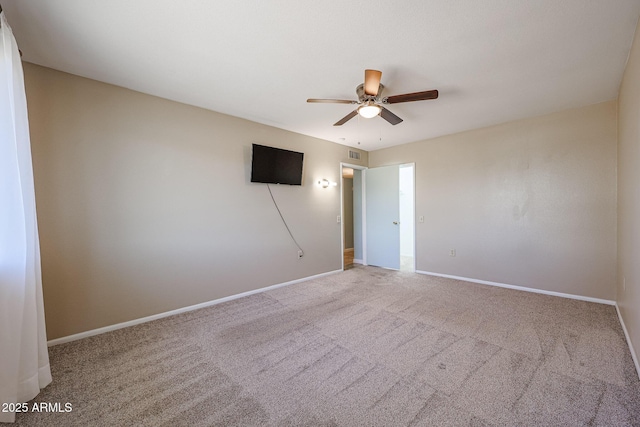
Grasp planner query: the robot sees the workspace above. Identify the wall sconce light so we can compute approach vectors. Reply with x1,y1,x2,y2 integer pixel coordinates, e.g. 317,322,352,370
317,179,337,188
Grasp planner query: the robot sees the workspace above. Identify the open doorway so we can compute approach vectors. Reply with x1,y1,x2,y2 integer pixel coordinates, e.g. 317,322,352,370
342,162,414,272
341,163,366,270
363,163,415,271
399,164,415,272
342,167,355,268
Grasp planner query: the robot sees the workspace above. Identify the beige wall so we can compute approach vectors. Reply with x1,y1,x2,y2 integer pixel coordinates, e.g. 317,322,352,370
618,21,640,362
369,101,617,300
24,63,367,340
22,60,623,341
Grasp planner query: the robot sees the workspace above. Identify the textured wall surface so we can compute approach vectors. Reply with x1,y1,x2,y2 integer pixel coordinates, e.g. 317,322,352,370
24,63,367,339
369,101,617,300
618,20,640,367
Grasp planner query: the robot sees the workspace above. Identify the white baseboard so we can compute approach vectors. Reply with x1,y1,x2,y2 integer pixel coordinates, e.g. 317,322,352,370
47,269,342,347
415,270,616,306
353,259,364,265
615,304,640,380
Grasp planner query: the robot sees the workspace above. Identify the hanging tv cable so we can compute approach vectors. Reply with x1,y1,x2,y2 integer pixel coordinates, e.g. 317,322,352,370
267,184,304,257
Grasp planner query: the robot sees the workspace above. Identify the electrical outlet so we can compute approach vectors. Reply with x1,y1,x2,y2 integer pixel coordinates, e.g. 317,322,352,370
450,249,456,257
337,215,341,223
419,215,424,223
298,250,304,259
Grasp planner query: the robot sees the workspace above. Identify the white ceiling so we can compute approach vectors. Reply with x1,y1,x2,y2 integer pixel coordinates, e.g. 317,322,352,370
3,1,640,151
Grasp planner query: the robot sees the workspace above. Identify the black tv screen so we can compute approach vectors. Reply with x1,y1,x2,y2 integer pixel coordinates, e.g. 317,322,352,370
251,144,304,185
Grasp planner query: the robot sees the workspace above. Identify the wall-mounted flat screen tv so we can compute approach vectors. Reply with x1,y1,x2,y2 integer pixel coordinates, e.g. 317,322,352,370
251,144,304,185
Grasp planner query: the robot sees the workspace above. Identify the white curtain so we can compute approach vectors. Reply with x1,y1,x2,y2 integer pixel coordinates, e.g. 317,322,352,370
0,11,52,424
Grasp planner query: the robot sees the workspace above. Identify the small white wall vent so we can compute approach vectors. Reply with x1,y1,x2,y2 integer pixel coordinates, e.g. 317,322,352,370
348,150,361,160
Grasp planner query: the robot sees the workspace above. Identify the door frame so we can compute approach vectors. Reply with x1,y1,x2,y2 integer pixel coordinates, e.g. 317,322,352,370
340,162,367,271
340,162,416,272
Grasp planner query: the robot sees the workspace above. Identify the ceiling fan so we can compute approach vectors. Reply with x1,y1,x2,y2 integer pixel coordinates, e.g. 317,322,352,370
307,69,438,126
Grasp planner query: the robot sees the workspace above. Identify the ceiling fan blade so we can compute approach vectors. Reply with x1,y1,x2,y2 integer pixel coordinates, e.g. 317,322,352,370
385,90,439,104
334,110,358,126
307,98,357,104
364,69,382,96
380,107,403,125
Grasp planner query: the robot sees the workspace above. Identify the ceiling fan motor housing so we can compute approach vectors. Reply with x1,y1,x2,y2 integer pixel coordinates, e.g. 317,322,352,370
356,83,384,103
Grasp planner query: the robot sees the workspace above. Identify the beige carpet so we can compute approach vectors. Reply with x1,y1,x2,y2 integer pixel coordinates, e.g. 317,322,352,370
14,266,640,426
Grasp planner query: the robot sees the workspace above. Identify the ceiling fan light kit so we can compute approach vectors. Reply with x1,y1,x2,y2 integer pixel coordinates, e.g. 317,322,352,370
307,69,438,126
358,102,381,118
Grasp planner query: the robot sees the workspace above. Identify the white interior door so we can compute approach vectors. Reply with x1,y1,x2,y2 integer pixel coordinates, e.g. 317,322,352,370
365,165,400,269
